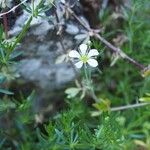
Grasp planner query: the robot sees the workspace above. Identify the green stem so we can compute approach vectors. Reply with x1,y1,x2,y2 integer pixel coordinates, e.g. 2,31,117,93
10,16,33,52
84,64,89,82
83,65,99,102
90,87,99,102
5,16,32,61
6,0,43,60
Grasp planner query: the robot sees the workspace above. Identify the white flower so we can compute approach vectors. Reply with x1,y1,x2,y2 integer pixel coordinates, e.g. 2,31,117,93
69,43,99,68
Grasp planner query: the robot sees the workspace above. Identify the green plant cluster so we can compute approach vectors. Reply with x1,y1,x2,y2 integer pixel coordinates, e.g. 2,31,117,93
1,98,150,150
0,0,150,150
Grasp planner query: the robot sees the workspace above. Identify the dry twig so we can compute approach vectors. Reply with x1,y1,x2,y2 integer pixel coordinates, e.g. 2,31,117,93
0,0,27,17
67,7,146,71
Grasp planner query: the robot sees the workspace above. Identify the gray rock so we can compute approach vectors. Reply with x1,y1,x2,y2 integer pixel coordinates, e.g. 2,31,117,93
10,23,77,114
15,27,76,92
8,0,89,114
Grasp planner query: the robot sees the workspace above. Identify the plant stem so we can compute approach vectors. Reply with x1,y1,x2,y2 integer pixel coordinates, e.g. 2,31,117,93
67,7,146,71
0,0,27,17
83,64,89,82
111,102,150,111
95,34,145,70
84,65,99,102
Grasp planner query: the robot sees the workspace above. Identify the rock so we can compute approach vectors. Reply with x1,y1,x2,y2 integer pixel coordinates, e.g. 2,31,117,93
10,22,77,114
14,26,76,92
6,0,90,115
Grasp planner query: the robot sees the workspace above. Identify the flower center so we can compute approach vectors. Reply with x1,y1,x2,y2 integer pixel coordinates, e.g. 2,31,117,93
80,55,89,63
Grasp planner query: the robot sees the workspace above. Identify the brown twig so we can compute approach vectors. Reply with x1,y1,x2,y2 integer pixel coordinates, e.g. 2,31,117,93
92,102,150,116
2,13,8,38
66,5,150,111
67,7,146,71
111,102,150,111
95,34,145,70
0,0,27,17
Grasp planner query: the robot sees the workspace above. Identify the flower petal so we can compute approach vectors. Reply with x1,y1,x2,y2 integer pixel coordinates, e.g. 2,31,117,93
87,59,98,67
88,49,99,57
69,50,80,58
75,61,83,68
79,44,88,55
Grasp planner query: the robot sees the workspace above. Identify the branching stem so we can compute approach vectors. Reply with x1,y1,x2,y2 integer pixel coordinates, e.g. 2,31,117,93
67,5,149,111
111,102,150,111
67,7,146,71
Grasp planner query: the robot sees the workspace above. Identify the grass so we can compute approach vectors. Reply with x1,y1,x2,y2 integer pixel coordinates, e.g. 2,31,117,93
0,0,150,149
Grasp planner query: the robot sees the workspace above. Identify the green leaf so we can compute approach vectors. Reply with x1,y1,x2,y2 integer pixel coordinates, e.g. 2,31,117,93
0,138,6,149
0,88,14,95
65,87,80,99
9,51,23,60
0,101,16,111
146,93,150,96
142,65,150,77
18,91,35,111
139,93,150,102
0,48,5,60
0,24,3,42
139,97,150,102
45,0,55,5
93,99,111,112
0,74,6,84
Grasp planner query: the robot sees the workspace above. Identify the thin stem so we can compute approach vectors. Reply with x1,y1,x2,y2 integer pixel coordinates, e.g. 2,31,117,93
90,88,99,103
95,34,145,70
92,103,150,116
84,65,99,102
67,7,146,71
10,16,33,52
84,64,89,82
111,102,150,111
67,7,90,31
32,0,35,17
3,15,32,64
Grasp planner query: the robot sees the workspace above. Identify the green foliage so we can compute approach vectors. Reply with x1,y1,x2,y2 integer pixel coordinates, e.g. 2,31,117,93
93,0,150,106
0,0,150,150
0,98,150,150
65,87,81,99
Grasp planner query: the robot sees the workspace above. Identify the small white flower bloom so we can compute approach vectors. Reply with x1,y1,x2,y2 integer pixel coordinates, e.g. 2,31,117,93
69,43,99,68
